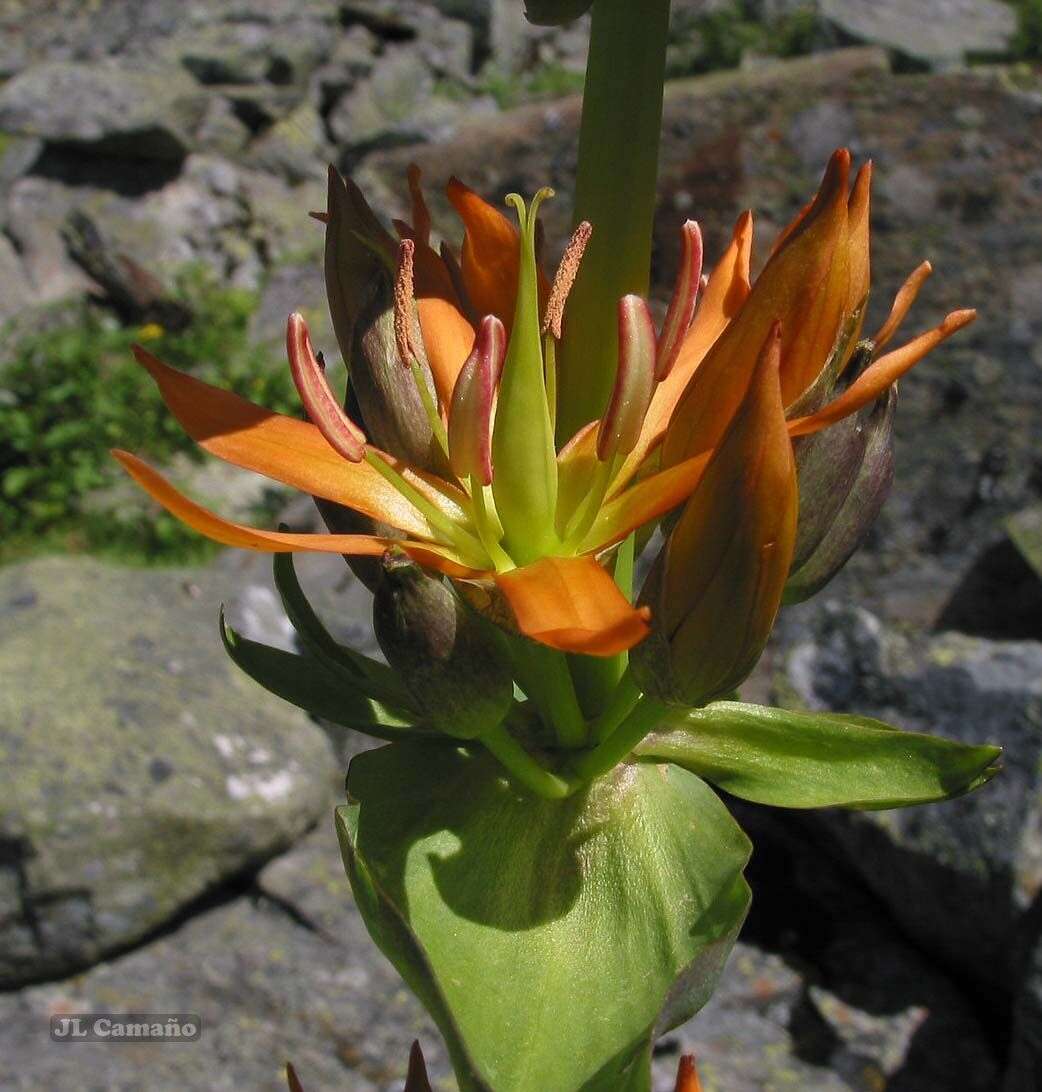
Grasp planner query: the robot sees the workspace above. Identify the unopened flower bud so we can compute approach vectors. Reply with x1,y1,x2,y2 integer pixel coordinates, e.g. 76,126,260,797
632,325,797,706
373,551,513,738
784,387,895,604
324,166,440,470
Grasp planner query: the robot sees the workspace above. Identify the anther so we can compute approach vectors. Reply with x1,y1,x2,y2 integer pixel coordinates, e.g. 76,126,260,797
543,221,592,340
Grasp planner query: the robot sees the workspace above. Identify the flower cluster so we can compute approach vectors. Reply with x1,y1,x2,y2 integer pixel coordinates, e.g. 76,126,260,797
116,149,971,739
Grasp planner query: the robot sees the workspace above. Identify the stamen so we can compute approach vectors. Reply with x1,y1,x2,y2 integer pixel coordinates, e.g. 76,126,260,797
655,220,703,380
394,238,420,367
449,315,507,485
598,295,658,462
543,220,592,340
407,163,432,246
874,261,933,350
286,313,366,463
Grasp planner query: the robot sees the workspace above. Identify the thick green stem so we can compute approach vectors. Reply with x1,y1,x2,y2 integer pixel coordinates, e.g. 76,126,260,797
510,639,587,749
570,694,668,782
480,721,574,799
556,0,671,441
567,539,636,715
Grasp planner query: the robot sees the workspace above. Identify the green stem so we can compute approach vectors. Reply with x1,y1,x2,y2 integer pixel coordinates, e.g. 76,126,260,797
556,0,671,442
365,451,486,564
470,476,513,572
480,721,574,799
566,534,637,716
588,666,641,743
510,640,587,749
571,693,667,782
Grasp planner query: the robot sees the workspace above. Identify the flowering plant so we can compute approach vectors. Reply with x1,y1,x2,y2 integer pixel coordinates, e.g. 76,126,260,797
115,1,999,1088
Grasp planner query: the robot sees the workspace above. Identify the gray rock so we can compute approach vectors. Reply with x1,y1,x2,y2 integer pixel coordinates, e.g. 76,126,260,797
328,45,490,156
778,602,1042,995
245,101,330,184
0,62,208,160
341,1,474,76
0,821,448,1092
0,557,339,988
0,233,33,322
3,175,95,304
819,0,1016,68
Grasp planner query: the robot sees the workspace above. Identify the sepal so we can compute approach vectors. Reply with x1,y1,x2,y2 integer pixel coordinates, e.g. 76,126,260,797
272,548,409,707
219,610,422,740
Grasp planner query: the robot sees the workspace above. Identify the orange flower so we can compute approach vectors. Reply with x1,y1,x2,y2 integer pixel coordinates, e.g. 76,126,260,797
116,153,973,665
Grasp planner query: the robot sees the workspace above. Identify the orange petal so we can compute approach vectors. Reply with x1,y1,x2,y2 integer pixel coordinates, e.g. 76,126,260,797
556,421,600,534
112,451,485,578
788,309,977,437
448,177,521,326
663,150,851,469
846,162,872,319
580,450,713,554
873,261,932,350
133,346,465,537
614,210,754,494
495,555,651,656
416,295,476,409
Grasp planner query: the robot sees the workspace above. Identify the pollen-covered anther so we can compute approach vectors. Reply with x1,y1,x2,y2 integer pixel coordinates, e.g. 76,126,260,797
597,295,657,462
286,312,366,463
655,220,704,380
449,314,507,485
393,238,421,367
543,220,593,340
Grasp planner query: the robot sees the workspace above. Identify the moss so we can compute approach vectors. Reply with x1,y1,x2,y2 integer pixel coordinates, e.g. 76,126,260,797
0,266,293,567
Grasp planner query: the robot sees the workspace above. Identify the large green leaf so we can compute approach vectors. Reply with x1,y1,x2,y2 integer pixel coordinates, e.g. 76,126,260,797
219,611,423,741
635,701,1002,810
336,743,751,1091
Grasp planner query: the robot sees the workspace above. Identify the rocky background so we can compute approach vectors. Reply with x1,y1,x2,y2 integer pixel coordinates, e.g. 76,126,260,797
1,1,1041,1089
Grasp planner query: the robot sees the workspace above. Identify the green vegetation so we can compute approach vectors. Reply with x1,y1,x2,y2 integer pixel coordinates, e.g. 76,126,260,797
1010,0,1042,59
667,2,820,78
477,62,586,111
0,268,294,566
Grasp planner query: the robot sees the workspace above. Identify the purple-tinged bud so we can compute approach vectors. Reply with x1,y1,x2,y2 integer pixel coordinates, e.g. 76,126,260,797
373,551,513,739
287,313,366,463
323,165,439,470
597,295,657,463
784,387,896,604
448,315,507,485
656,220,703,380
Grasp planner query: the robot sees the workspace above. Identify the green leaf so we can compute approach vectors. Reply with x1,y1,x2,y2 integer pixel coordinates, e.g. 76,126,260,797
336,742,751,1091
272,549,412,709
635,701,1003,810
219,610,424,741
524,1,594,27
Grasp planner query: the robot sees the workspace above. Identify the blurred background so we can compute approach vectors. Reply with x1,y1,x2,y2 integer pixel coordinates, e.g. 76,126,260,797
0,1,1040,1088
